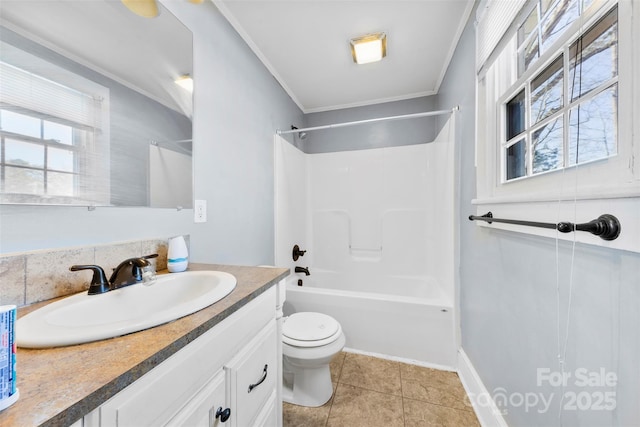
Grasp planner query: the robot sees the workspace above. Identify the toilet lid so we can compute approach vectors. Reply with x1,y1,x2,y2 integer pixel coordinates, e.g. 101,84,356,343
283,312,340,343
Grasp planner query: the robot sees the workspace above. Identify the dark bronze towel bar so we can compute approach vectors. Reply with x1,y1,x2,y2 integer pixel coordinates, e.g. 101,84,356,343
468,212,621,241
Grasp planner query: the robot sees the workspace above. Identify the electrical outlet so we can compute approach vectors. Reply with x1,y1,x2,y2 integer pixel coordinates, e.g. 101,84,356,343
194,199,207,223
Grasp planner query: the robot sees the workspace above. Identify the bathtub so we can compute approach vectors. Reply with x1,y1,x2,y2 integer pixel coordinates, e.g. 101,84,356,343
282,271,458,369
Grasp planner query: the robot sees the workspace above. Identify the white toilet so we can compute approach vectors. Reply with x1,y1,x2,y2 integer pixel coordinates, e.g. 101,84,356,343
282,312,346,407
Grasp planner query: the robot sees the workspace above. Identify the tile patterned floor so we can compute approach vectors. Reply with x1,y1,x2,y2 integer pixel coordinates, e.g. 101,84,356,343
283,352,481,427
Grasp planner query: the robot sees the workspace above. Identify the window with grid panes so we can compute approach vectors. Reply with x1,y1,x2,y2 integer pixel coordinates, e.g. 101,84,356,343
503,2,618,182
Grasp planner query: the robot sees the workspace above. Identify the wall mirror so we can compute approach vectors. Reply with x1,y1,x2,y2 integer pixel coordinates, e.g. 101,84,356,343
0,0,193,208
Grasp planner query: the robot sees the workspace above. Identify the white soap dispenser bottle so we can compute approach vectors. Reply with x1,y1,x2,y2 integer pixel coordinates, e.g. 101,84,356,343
167,235,188,273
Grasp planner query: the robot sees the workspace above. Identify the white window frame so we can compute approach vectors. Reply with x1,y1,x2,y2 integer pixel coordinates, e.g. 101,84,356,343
474,0,640,253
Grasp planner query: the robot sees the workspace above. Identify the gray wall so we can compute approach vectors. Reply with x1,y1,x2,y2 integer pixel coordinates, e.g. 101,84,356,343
168,1,303,266
303,96,438,154
436,8,640,427
0,1,303,262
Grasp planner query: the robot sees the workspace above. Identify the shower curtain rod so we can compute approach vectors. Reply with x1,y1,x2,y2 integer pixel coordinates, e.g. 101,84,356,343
276,106,458,136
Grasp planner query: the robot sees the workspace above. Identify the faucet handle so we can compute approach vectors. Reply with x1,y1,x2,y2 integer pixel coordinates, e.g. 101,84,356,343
141,265,157,286
70,265,110,295
140,254,158,286
292,245,307,261
140,253,159,280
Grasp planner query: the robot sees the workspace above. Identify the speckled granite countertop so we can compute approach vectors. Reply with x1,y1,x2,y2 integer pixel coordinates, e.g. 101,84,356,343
0,263,289,427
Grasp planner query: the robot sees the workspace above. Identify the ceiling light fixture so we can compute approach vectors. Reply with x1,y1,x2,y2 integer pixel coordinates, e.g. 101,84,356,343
121,0,159,18
175,74,194,92
121,0,203,18
350,32,387,65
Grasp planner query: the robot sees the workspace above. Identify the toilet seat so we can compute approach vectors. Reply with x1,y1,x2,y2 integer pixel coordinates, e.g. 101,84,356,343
283,312,341,348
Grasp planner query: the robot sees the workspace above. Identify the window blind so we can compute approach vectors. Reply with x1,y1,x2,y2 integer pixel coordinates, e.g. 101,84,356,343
0,61,102,130
476,0,526,73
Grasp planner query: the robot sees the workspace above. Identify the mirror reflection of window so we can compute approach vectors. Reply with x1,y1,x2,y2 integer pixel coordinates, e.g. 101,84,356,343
0,42,110,205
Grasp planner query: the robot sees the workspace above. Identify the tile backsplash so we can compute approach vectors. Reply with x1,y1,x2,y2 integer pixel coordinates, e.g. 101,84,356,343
0,236,188,307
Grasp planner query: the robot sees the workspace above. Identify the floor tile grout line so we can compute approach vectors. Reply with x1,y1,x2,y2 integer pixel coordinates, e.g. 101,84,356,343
339,351,408,398
328,382,407,427
402,395,478,414
399,381,472,410
325,352,346,427
400,362,406,427
336,381,404,398
411,382,468,395
325,384,335,427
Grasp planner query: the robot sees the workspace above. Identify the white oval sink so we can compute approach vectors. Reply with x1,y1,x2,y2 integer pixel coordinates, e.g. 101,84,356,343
16,270,236,348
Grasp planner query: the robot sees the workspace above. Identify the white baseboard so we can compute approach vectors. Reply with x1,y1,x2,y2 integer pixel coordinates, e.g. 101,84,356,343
457,348,509,427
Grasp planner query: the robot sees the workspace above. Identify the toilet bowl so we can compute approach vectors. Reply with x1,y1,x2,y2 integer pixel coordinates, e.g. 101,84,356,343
282,312,346,407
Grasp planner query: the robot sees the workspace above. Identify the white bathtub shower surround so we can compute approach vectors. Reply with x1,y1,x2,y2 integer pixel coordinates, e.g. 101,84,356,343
274,135,309,275
274,115,457,367
294,267,445,300
283,275,456,369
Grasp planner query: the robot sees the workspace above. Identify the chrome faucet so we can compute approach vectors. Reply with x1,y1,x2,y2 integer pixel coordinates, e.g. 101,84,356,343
70,254,158,295
295,266,310,276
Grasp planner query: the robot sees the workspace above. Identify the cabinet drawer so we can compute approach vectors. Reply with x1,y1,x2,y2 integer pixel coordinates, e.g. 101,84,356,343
225,321,277,427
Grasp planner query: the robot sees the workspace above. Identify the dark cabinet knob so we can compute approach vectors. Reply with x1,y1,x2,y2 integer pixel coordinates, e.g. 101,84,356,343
215,406,231,422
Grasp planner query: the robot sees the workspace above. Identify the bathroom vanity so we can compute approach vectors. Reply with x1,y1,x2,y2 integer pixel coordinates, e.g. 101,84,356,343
0,264,288,427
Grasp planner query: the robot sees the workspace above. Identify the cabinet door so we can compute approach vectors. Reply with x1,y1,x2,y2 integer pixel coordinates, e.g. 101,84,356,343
166,370,227,427
225,321,277,427
253,390,277,427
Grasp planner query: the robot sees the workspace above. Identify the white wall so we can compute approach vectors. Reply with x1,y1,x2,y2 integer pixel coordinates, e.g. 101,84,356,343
0,1,303,262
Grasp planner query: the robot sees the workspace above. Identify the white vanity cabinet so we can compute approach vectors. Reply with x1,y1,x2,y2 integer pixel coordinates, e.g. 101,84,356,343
82,284,282,427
